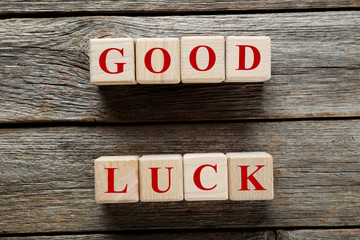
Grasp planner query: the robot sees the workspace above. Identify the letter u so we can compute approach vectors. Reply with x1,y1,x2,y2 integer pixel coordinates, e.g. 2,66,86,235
149,167,174,193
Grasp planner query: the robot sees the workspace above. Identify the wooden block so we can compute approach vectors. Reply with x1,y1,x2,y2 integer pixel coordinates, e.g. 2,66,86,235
183,153,228,201
181,36,225,83
89,38,136,85
94,156,139,203
227,152,273,200
136,38,180,84
139,154,183,202
225,36,271,82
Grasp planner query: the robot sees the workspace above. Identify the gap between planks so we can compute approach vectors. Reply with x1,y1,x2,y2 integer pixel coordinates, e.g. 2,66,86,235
2,227,360,239
0,7,359,20
0,115,359,130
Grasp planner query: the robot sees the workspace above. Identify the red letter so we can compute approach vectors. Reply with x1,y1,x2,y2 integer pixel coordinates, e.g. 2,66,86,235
189,45,216,71
104,168,128,193
193,164,217,190
236,45,261,70
238,165,266,191
149,167,173,193
144,48,171,73
99,48,126,74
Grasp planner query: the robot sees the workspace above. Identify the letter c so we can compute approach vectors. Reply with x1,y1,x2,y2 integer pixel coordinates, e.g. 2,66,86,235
193,164,217,190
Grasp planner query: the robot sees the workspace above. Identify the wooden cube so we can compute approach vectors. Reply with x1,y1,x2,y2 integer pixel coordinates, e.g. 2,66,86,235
225,36,271,82
89,38,136,85
181,36,225,83
136,38,180,84
139,154,183,202
227,152,273,200
94,156,139,203
183,153,228,201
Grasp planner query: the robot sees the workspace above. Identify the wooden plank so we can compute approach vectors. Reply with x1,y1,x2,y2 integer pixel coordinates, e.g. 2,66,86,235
0,120,359,234
277,229,360,239
0,0,358,15
0,12,359,123
1,230,275,239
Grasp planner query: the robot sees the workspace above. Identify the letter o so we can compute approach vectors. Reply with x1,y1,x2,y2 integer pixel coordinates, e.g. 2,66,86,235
144,48,171,73
189,45,216,71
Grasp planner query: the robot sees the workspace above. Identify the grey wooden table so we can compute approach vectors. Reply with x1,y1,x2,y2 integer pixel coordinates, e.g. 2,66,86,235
0,1,359,239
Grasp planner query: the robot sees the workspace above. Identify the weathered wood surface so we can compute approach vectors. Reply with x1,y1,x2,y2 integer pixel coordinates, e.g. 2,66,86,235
0,120,359,234
277,229,360,239
1,11,359,123
0,0,359,15
1,230,275,239
4,229,360,239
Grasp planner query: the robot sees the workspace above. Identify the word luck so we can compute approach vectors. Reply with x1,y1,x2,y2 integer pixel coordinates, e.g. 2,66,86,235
95,152,273,203
89,36,271,85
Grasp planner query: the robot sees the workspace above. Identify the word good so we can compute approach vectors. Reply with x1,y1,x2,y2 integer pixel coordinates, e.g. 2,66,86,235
94,152,273,203
89,36,271,85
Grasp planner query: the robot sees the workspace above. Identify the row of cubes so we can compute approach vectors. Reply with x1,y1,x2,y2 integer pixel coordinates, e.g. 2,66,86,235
90,36,271,85
95,152,273,203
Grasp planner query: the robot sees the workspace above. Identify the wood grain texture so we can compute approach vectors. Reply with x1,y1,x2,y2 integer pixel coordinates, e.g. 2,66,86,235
95,156,139,203
0,230,276,239
181,36,225,83
227,152,274,200
277,229,360,239
183,153,228,201
136,38,180,84
0,11,359,123
89,38,136,85
0,120,359,234
139,154,183,202
225,36,271,82
0,0,359,15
